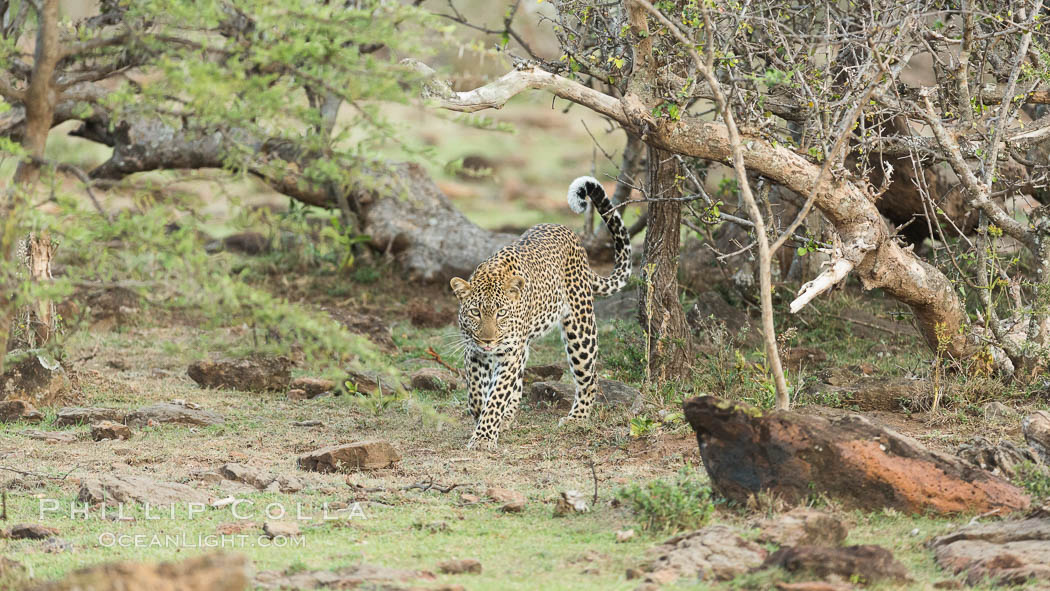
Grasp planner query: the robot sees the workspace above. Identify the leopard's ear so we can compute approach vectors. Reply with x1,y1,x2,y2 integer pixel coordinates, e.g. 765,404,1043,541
504,275,525,300
450,277,470,299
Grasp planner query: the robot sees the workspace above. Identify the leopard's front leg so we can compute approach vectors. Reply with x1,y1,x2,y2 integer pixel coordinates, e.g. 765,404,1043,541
466,350,526,450
464,348,495,422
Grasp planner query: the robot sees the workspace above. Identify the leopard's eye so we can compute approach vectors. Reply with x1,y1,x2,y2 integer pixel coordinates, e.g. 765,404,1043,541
496,309,507,318
468,308,480,317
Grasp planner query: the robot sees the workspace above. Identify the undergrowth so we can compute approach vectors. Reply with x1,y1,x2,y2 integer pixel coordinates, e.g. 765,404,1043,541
616,465,716,533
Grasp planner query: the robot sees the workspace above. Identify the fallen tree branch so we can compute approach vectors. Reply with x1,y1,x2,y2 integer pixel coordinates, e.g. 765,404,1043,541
790,258,856,313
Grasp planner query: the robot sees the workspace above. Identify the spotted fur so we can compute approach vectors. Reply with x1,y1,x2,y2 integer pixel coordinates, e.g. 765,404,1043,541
450,176,631,449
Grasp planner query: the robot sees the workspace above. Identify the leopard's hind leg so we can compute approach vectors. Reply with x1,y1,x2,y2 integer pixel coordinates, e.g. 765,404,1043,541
559,293,599,424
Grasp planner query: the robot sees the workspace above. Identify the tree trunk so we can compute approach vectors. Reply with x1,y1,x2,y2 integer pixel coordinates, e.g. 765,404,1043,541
638,146,691,383
0,0,61,373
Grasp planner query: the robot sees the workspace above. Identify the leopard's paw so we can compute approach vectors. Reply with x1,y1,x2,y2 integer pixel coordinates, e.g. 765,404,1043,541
558,415,585,427
466,434,498,451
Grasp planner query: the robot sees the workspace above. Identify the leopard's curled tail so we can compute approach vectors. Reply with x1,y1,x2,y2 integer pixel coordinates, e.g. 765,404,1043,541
567,176,631,296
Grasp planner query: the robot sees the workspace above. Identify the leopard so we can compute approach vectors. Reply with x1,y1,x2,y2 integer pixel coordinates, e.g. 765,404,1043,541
450,176,631,450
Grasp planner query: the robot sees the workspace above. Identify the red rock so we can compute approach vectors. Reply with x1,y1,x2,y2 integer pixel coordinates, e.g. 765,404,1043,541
683,396,1030,515
298,441,400,472
91,420,132,441
290,377,334,398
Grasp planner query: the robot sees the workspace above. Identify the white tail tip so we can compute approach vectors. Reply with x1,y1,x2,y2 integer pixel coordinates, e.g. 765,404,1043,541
567,176,600,214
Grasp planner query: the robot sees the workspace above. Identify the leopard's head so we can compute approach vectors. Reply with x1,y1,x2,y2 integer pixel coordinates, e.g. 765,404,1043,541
450,262,524,353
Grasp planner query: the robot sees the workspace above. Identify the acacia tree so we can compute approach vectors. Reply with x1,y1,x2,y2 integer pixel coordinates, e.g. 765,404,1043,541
409,0,1050,404
0,0,426,372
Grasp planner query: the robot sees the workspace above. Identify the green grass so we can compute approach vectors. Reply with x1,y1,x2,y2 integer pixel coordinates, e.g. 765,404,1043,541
1,485,652,590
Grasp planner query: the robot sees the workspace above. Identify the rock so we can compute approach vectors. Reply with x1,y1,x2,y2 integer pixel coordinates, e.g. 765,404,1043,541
126,403,224,427
290,377,335,398
683,396,1030,515
761,545,910,584
219,463,273,490
92,421,132,441
529,379,642,413
486,487,525,507
21,429,77,443
187,355,292,392
756,508,849,547
78,474,212,506
524,364,564,383
438,559,481,574
956,437,1039,478
344,369,400,396
616,529,636,543
1024,411,1050,464
594,288,640,322
554,490,589,516
195,471,224,485
287,388,308,401
29,552,250,591
500,499,525,513
262,521,300,539
409,368,460,392
298,441,401,472
931,517,1050,585
460,493,480,504
274,475,304,493
255,563,432,590
641,525,768,583
0,399,42,423
292,420,322,427
55,406,125,427
486,487,526,511
220,231,271,255
7,523,60,539
0,351,70,406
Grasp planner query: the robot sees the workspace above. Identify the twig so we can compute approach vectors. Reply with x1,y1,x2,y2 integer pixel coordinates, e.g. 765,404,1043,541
589,460,598,506
0,464,78,480
968,507,1000,526
426,346,462,377
402,476,461,494
825,313,900,336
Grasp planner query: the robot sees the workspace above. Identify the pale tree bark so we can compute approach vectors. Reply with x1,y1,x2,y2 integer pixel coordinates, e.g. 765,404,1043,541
401,58,972,359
